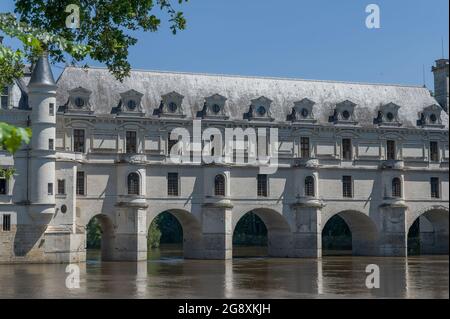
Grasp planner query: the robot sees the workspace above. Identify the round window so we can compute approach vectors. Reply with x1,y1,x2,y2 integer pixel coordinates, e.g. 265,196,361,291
212,104,221,114
74,97,85,108
430,114,437,123
386,112,394,122
168,102,178,113
342,110,350,120
301,108,309,118
127,99,137,110
61,205,67,214
257,106,266,116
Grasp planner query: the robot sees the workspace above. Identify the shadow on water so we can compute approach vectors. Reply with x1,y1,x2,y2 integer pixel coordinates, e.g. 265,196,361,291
233,245,268,258
148,244,184,260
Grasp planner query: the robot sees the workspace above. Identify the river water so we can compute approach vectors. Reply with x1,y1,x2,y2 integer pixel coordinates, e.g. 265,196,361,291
0,245,448,299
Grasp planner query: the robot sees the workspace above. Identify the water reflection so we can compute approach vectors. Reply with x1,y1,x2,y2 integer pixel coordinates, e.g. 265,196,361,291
0,246,447,299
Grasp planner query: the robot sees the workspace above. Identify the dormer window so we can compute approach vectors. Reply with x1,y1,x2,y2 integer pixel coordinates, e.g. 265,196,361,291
168,102,178,113
330,100,357,125
75,97,85,108
66,87,93,113
290,98,316,123
159,91,185,117
374,103,402,127
127,100,136,110
386,112,395,122
201,94,228,119
257,105,267,116
417,104,444,128
342,110,351,120
430,114,438,124
212,104,221,114
247,96,273,121
119,89,144,114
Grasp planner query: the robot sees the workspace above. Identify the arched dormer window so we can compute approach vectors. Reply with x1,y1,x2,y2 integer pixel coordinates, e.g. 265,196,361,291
392,177,402,198
127,172,140,195
304,176,315,197
214,174,226,196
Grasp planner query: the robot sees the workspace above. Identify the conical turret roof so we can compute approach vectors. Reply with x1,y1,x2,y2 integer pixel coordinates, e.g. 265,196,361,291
28,53,56,87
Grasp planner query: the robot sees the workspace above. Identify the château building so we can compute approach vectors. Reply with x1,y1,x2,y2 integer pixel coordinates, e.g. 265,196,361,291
0,55,448,263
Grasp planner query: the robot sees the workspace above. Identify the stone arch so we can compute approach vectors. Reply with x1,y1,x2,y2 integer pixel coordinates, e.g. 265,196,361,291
233,208,292,257
408,206,449,255
148,209,203,259
322,210,379,256
85,213,115,261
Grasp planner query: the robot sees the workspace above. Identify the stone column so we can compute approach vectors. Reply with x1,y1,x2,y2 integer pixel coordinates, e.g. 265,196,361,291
201,201,233,260
291,203,322,258
113,204,148,261
379,205,407,257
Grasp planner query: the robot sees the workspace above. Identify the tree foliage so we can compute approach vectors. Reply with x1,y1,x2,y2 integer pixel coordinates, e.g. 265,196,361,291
233,212,268,246
86,217,102,249
0,122,31,154
148,220,162,249
13,0,188,81
0,0,188,154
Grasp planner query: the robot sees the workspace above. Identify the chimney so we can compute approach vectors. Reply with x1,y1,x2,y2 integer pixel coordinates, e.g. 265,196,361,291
432,58,449,112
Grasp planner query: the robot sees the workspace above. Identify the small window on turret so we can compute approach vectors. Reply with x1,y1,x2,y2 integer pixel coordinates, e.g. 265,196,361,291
2,214,11,231
0,176,6,195
57,179,65,195
48,183,53,195
49,139,54,150
49,103,55,116
1,86,8,109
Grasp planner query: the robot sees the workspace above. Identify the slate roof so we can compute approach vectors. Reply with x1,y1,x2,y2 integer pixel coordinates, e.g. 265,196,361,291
29,54,56,87
56,66,448,128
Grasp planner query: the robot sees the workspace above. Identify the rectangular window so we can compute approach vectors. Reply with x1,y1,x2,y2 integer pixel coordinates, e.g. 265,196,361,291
2,214,11,232
387,140,396,160
73,129,85,153
57,179,65,195
126,131,137,154
1,86,8,109
257,174,268,197
167,173,179,196
342,176,353,198
49,103,55,116
431,177,440,199
76,171,85,196
49,138,54,150
342,139,352,161
301,137,310,158
47,183,53,195
0,177,6,195
430,141,439,162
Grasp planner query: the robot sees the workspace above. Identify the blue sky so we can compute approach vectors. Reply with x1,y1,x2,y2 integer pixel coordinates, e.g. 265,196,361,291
1,0,449,88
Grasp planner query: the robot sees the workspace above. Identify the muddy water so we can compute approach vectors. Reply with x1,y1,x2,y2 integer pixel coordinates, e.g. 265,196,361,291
0,245,448,299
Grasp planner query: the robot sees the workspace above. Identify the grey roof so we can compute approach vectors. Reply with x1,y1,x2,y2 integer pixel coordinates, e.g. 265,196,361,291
56,66,448,129
29,54,56,87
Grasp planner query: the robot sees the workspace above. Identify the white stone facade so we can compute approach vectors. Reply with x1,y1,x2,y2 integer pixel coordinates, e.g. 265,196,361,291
0,56,448,263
